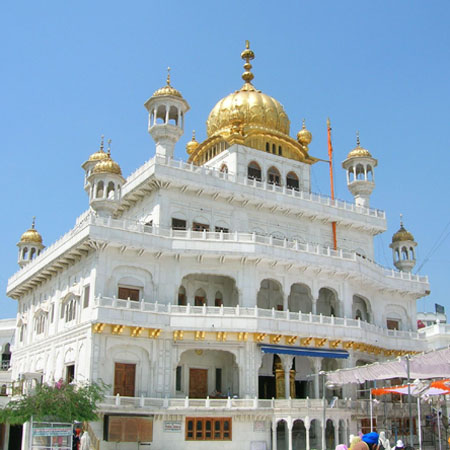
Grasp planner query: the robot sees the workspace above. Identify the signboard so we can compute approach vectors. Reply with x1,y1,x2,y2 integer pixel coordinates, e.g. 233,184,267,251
31,421,72,450
164,421,182,432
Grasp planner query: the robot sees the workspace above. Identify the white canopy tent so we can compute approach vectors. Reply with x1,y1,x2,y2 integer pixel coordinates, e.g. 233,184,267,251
326,346,450,385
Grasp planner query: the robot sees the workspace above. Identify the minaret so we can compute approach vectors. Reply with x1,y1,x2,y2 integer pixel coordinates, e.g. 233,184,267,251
87,141,125,216
342,132,378,207
17,218,44,268
144,68,190,158
389,215,417,272
81,136,108,194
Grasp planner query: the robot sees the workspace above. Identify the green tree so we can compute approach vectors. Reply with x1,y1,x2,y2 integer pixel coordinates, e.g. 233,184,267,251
0,381,107,425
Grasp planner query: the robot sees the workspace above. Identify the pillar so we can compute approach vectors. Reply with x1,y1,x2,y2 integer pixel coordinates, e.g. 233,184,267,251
305,417,311,450
334,420,339,449
287,417,293,450
280,355,294,399
272,419,277,450
311,357,322,399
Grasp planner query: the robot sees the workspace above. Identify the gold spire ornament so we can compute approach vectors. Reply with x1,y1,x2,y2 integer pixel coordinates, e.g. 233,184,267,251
186,130,199,154
347,131,372,158
19,217,43,244
88,135,108,162
297,118,312,146
93,139,122,175
241,40,255,85
152,67,183,98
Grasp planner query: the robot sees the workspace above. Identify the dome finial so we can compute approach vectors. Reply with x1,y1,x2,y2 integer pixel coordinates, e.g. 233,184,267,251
241,40,255,84
166,67,171,86
356,131,360,147
31,216,36,229
192,130,196,140
302,118,306,129
107,139,112,157
400,213,404,227
100,135,105,152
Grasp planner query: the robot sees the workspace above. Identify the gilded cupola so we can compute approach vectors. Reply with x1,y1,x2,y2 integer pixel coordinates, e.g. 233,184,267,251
392,222,415,243
152,68,183,99
92,148,122,175
188,41,317,166
19,217,43,244
87,136,109,162
17,217,45,268
347,133,373,159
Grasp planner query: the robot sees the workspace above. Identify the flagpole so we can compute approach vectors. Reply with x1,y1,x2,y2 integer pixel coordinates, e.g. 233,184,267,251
327,118,337,250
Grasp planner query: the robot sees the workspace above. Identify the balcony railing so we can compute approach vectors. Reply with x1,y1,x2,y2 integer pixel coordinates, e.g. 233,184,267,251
93,296,424,343
100,394,352,411
8,208,428,289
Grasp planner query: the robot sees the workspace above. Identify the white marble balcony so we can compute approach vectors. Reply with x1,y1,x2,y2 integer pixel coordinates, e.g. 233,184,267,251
92,297,427,352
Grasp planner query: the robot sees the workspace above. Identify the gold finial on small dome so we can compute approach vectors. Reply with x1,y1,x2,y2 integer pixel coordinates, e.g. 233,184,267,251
19,217,43,244
347,131,372,158
392,214,415,243
88,135,108,162
92,142,122,175
186,130,199,154
297,118,312,146
152,67,183,98
241,40,255,85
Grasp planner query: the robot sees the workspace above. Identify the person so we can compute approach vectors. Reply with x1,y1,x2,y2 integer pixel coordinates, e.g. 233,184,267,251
394,440,405,450
80,428,91,450
350,435,363,450
352,441,370,450
378,431,390,450
336,445,348,450
362,432,380,450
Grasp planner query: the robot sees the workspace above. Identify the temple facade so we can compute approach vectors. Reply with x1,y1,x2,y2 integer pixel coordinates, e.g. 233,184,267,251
5,42,448,450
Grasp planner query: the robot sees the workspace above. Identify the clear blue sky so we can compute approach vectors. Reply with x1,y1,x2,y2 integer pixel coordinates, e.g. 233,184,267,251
1,1,449,319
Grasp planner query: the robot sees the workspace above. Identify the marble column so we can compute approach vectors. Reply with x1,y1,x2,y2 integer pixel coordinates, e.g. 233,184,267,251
305,417,311,450
281,355,294,399
272,419,278,450
287,417,293,450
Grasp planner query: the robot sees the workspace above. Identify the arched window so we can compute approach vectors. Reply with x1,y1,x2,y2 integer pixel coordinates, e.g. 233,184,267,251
278,146,282,156
395,249,400,261
64,298,77,323
409,247,415,259
107,182,115,199
168,105,178,125
247,161,262,181
96,181,104,198
156,105,166,124
22,247,28,259
286,172,299,190
349,167,355,182
30,248,36,260
267,166,281,186
178,286,186,306
266,142,270,152
1,343,11,370
401,247,408,260
215,291,223,307
194,288,207,306
272,144,276,154
355,164,365,180
367,165,373,181
220,164,228,173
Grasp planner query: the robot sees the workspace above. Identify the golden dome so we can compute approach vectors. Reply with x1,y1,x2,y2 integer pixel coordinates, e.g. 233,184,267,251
186,130,199,154
347,132,372,158
92,144,122,175
87,136,108,162
392,218,415,243
19,218,42,244
152,68,182,98
206,41,290,137
297,119,312,146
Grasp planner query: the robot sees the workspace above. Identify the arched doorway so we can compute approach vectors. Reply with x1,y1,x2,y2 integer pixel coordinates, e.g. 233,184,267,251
288,283,313,313
317,288,339,316
257,279,284,310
